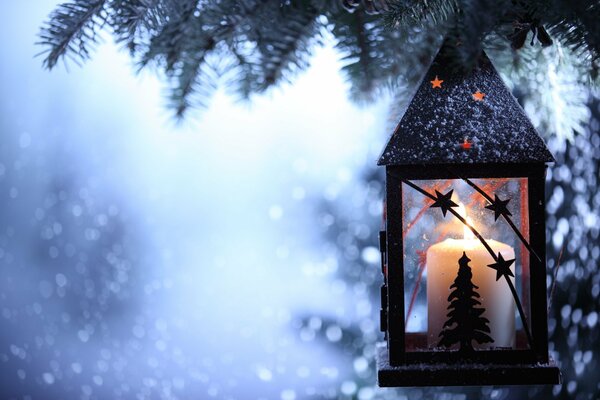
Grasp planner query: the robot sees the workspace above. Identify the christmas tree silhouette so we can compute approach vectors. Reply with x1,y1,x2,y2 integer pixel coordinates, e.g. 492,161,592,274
438,252,494,352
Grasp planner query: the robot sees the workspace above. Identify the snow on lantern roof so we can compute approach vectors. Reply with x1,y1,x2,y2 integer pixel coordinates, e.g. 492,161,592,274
377,44,554,166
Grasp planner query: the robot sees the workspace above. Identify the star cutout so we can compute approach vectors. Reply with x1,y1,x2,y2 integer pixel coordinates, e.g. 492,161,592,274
484,194,512,221
487,253,515,281
460,138,472,150
429,189,458,217
472,90,485,101
430,76,443,89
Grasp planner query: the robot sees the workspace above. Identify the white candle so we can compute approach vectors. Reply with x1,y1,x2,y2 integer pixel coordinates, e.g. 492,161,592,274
426,237,516,350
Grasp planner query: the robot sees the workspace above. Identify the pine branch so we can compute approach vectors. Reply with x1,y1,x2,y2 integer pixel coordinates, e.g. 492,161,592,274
170,37,217,117
109,0,164,54
385,0,457,27
38,0,600,118
451,0,513,70
144,0,274,111
330,8,382,99
486,33,593,141
137,0,219,116
208,0,271,43
39,0,109,69
541,1,600,59
331,6,442,102
140,0,199,70
254,1,322,90
225,45,264,100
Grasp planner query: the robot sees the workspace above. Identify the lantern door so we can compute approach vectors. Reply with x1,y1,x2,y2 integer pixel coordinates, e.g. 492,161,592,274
378,164,559,386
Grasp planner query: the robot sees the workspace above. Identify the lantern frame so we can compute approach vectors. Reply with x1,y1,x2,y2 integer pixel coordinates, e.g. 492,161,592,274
377,163,560,386
375,41,560,386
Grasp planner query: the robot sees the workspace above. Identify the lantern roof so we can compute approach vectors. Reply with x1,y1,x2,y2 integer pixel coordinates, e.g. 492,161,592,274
377,43,554,166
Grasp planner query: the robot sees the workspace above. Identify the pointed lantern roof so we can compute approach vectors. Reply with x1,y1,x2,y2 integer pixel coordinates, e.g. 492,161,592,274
378,44,554,166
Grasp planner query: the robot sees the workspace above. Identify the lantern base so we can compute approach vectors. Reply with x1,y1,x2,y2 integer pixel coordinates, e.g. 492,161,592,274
376,342,560,387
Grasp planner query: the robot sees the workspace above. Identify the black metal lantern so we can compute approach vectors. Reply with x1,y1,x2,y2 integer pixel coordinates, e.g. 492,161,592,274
376,43,561,386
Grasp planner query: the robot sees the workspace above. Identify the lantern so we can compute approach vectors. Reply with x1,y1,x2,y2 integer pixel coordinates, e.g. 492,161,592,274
376,43,561,386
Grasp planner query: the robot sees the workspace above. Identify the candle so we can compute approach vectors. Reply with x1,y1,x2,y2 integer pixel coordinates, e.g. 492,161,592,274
426,214,516,350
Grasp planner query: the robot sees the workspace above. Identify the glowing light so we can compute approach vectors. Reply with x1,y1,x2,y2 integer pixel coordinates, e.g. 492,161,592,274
472,90,485,101
456,202,476,241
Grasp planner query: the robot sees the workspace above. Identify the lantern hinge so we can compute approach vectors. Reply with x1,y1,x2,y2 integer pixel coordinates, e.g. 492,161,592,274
380,285,388,332
379,230,386,253
379,230,388,332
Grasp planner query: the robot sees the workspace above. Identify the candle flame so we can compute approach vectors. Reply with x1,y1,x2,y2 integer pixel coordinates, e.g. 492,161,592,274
464,217,476,241
456,202,476,241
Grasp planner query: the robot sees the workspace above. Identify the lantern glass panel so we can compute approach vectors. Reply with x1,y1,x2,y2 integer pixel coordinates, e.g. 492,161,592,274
401,178,530,353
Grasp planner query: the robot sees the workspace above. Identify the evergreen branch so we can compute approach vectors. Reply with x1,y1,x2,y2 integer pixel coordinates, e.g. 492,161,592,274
38,0,600,118
385,0,457,27
255,1,322,89
542,1,600,61
452,0,512,70
208,0,271,43
140,0,199,70
331,6,442,102
160,0,272,106
338,0,391,14
109,0,164,54
486,33,594,140
169,37,217,117
39,0,109,69
225,45,264,99
330,8,382,99
501,1,600,79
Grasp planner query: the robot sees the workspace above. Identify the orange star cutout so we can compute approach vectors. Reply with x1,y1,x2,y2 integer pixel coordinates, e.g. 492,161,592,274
472,90,485,101
460,138,472,150
430,76,443,89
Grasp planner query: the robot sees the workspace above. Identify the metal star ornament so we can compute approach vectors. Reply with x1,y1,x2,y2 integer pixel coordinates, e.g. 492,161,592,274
487,253,516,281
429,189,458,217
460,138,472,150
485,194,512,221
472,90,485,101
430,76,443,89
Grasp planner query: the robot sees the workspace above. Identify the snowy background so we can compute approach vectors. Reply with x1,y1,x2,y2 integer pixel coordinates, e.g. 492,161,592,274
1,1,600,400
0,1,388,399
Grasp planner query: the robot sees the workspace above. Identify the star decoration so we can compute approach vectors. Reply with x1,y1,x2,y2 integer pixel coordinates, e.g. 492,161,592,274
484,194,512,221
487,253,515,281
429,189,458,217
472,90,485,101
460,138,472,150
430,76,443,89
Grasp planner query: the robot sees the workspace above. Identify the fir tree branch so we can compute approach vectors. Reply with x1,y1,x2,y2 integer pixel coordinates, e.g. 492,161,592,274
109,0,164,54
330,8,381,99
542,1,600,59
385,0,457,27
225,47,263,99
255,1,322,89
38,0,600,119
331,6,442,102
39,0,109,69
140,0,200,70
170,37,217,117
